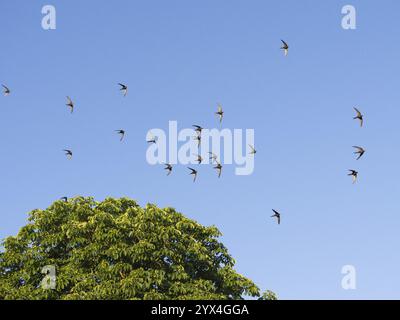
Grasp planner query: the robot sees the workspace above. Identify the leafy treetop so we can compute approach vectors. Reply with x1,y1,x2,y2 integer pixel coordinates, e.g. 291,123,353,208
0,197,274,300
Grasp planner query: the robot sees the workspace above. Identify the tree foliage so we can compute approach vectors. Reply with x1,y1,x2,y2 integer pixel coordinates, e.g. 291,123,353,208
0,197,271,300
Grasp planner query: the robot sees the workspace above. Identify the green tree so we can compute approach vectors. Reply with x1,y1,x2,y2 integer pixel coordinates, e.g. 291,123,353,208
0,197,273,300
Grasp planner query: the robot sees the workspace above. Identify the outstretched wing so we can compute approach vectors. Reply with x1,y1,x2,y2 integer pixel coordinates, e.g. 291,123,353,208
353,107,361,117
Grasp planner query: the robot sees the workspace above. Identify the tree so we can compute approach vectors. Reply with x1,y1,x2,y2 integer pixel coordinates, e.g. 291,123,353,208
0,197,273,300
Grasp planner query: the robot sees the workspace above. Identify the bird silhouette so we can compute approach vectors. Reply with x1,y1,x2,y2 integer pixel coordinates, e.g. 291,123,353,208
147,132,157,144
280,40,289,56
215,104,224,123
63,149,73,159
118,83,128,97
2,84,10,96
66,96,74,113
353,107,363,127
248,144,257,155
194,154,203,164
214,161,223,178
348,170,358,184
188,167,198,182
194,134,201,148
271,209,281,224
60,197,68,202
352,146,365,160
164,163,173,176
115,129,125,141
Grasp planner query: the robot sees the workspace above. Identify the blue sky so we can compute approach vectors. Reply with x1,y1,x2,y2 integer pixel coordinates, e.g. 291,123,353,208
1,0,400,299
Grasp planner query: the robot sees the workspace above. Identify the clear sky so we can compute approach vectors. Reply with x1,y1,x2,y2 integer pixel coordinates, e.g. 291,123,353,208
1,0,400,299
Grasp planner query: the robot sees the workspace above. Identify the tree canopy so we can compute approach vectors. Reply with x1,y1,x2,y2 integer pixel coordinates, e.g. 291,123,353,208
0,197,274,300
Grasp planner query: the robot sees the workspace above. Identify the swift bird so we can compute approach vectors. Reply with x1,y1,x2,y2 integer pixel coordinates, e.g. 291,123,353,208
115,129,125,141
60,197,68,202
164,163,173,176
147,132,157,144
188,167,198,182
118,83,128,97
192,125,203,135
194,154,203,164
63,149,73,159
348,170,358,184
194,134,201,147
215,104,224,123
248,144,257,155
280,40,289,56
271,209,281,225
2,84,10,96
352,146,365,160
208,152,218,163
214,161,223,178
66,96,74,113
353,107,364,127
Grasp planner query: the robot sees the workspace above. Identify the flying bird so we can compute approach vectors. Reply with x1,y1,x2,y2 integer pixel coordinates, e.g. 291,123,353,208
353,107,364,127
271,209,281,225
280,40,289,56
215,104,224,123
188,167,198,182
194,134,201,147
348,170,358,184
248,144,257,155
164,163,173,176
2,84,10,96
63,149,73,159
208,152,218,163
194,154,203,164
60,197,68,202
66,96,74,113
115,129,125,141
118,83,128,97
352,146,365,160
147,132,157,144
192,125,203,135
214,161,223,178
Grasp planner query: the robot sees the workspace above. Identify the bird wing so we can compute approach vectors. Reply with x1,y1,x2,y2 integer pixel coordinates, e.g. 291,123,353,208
281,39,288,47
353,107,361,116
